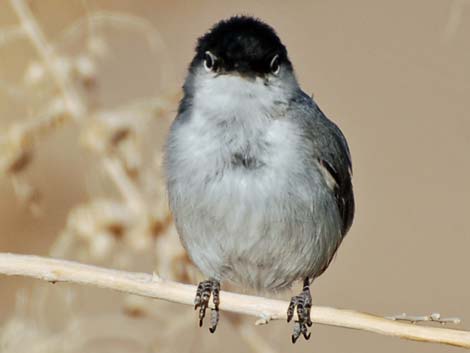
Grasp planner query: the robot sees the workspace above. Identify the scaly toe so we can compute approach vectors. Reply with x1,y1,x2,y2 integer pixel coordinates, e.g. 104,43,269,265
193,279,220,332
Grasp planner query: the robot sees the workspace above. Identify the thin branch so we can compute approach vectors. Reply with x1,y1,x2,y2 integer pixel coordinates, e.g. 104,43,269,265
9,0,86,119
0,98,68,175
55,11,174,88
102,157,145,214
386,313,461,325
0,253,469,349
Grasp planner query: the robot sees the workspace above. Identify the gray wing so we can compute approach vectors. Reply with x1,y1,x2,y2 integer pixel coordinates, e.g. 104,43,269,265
293,92,355,236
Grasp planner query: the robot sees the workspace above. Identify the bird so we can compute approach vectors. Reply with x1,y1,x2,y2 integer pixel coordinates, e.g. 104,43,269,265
164,15,354,343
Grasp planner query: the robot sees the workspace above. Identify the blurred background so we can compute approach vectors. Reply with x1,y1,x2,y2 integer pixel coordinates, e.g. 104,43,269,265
0,1,469,352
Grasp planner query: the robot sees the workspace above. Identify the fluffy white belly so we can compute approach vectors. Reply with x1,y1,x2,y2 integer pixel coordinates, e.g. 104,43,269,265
167,111,342,290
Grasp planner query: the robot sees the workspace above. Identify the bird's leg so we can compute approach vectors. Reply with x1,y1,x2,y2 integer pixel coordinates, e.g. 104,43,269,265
194,278,220,333
287,277,313,343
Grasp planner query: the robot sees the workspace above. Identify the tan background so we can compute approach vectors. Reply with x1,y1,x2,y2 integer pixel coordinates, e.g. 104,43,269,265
1,1,469,352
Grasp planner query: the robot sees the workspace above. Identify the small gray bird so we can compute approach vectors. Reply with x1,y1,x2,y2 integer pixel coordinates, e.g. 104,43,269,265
165,16,354,343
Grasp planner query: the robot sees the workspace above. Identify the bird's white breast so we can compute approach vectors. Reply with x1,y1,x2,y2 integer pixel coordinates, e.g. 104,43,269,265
166,75,341,290
172,74,303,221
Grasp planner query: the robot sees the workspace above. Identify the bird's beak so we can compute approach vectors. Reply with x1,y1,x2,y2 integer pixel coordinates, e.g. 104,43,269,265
216,69,259,81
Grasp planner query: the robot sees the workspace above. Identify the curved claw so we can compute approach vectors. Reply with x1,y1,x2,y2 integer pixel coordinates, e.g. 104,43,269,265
209,307,219,333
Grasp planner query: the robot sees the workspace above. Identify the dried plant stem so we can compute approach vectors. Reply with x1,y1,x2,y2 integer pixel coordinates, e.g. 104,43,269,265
102,157,145,214
0,253,469,349
10,0,85,118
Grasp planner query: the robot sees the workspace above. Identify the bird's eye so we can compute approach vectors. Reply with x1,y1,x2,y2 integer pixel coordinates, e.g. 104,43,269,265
270,54,280,75
204,51,218,72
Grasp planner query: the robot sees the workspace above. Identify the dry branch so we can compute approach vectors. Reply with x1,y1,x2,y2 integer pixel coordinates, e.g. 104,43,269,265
386,312,461,325
10,0,86,119
0,253,469,349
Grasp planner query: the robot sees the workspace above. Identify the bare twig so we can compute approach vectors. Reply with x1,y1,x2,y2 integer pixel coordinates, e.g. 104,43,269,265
386,313,461,325
56,11,173,89
102,157,145,214
0,98,68,175
2,0,86,184
0,253,469,349
10,0,86,119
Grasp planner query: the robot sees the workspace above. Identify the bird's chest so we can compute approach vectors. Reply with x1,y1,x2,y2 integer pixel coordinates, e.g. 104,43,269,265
200,121,269,175
178,112,297,205
168,99,311,240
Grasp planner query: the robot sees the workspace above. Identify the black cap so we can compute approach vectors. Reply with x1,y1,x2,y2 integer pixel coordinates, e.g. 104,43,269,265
191,16,292,76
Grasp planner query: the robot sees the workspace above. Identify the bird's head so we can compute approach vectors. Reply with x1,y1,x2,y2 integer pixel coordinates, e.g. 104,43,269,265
184,16,299,112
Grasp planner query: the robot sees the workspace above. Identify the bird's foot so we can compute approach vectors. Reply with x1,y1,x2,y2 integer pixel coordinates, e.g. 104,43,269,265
194,278,220,333
287,278,312,343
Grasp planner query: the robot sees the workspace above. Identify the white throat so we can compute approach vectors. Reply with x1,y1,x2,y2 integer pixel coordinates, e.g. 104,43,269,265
192,74,289,124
